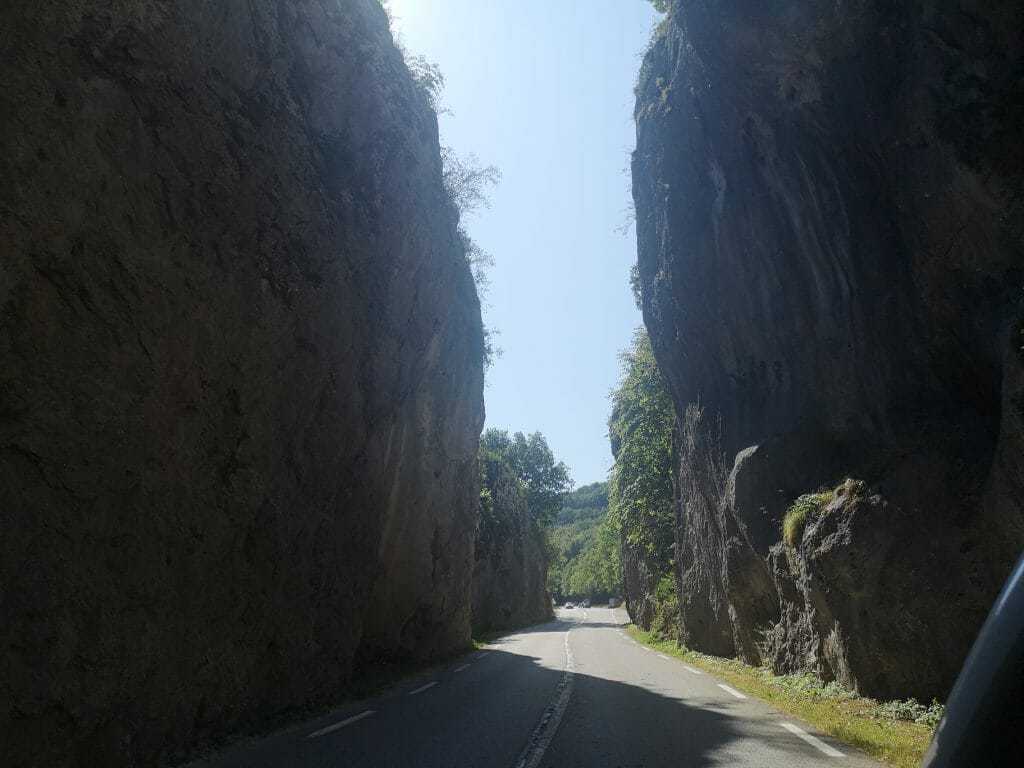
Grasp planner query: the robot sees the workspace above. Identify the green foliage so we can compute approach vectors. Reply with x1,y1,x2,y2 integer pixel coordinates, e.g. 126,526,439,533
555,482,609,526
770,672,858,702
628,263,642,310
441,148,501,218
480,429,572,527
407,55,445,111
782,491,834,548
629,627,938,768
649,574,679,641
783,479,867,548
441,148,502,370
874,698,945,729
546,483,624,602
646,0,670,12
608,330,676,572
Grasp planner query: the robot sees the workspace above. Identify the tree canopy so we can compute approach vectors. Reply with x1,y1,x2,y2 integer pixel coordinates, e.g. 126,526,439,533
480,429,573,527
607,329,676,570
547,483,622,602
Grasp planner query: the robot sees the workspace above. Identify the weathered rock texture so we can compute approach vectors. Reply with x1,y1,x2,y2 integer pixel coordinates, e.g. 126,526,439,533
0,1,485,765
633,0,1024,700
620,533,660,630
472,460,553,633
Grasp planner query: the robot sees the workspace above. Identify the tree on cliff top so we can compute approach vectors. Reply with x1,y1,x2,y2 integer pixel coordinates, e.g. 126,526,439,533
608,329,676,603
481,428,573,527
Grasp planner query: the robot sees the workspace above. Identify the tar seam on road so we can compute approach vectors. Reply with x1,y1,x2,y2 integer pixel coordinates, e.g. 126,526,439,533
513,630,575,768
307,710,375,738
717,684,747,700
780,722,845,757
454,663,471,672
408,682,438,695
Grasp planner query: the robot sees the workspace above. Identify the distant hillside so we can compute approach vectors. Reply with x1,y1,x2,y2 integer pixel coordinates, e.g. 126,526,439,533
548,482,619,601
556,482,608,526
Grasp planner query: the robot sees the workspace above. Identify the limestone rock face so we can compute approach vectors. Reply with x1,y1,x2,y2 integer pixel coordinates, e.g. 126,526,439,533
0,1,484,765
633,0,1023,699
472,461,553,633
620,533,659,630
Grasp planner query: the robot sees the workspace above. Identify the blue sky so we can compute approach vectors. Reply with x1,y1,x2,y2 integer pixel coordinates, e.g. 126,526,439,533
387,0,660,485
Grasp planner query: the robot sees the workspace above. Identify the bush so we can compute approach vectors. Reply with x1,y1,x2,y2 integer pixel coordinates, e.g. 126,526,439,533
782,491,834,548
874,698,945,729
650,574,679,641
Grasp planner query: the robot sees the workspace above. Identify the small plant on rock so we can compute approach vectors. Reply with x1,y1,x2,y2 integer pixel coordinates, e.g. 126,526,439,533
783,490,834,548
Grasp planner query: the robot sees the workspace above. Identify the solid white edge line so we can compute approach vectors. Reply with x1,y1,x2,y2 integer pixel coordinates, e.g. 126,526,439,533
657,654,670,660
454,663,471,672
780,722,845,757
408,681,438,696
683,665,703,675
717,683,747,700
307,710,375,738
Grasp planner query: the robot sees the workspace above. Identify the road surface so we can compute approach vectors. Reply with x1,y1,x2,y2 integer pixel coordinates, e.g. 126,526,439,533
187,607,881,767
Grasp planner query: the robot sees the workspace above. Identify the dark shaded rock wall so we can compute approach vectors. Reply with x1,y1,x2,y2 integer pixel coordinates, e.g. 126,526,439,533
0,1,485,765
633,0,1023,699
620,533,659,630
472,461,553,633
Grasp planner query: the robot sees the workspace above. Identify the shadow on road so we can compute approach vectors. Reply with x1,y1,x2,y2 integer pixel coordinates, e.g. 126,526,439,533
189,643,772,768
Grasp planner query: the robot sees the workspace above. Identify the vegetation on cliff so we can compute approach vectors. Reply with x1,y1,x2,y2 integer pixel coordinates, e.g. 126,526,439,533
607,330,677,636
480,429,573,527
474,428,572,631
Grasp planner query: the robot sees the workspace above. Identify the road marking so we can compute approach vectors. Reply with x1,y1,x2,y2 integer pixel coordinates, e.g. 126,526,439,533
307,710,374,738
682,665,703,675
454,663,471,672
408,682,438,696
717,684,747,699
780,723,845,757
514,630,576,768
657,654,670,660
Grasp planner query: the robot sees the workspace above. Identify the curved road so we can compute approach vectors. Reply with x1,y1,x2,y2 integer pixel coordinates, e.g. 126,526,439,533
188,608,881,767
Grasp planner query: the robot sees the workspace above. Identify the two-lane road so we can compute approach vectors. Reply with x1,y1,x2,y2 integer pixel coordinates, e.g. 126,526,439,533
188,608,881,767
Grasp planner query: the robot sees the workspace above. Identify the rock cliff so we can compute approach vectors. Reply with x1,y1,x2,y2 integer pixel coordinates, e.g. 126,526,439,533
0,1,484,765
472,459,553,633
632,0,1023,700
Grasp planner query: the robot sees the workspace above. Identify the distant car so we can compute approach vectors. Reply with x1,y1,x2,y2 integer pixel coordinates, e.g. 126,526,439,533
563,602,574,609
608,598,619,608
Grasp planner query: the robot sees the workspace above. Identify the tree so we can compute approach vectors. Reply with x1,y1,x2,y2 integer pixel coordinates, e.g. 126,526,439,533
441,148,501,218
606,327,679,634
441,148,501,369
480,429,573,527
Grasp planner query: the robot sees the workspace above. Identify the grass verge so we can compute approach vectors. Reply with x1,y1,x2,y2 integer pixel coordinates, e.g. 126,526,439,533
626,626,934,768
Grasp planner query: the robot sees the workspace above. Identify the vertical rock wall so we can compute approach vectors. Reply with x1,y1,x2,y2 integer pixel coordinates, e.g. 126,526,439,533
633,0,1023,699
0,1,485,765
472,460,553,634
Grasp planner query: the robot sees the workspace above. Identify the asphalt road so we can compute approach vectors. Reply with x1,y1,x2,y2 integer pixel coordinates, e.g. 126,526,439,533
186,607,882,767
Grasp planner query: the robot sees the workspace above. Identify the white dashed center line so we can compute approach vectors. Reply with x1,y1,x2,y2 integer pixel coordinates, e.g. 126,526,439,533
717,684,747,699
780,723,845,757
307,710,374,738
682,665,703,675
454,663,471,673
408,682,438,696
